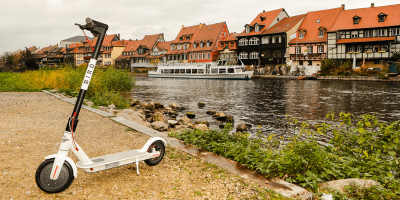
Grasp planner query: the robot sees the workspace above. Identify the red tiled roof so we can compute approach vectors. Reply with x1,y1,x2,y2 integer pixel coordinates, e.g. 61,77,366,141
67,43,80,49
122,40,142,52
187,22,226,53
329,4,400,32
239,8,284,36
221,34,237,42
155,41,173,51
290,7,343,44
131,34,162,58
263,14,306,34
336,36,395,44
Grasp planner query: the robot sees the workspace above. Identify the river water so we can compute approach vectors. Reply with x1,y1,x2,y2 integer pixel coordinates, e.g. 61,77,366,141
131,77,400,140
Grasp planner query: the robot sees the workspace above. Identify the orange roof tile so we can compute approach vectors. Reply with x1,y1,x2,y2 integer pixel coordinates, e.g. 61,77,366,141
122,40,142,52
263,14,306,34
155,41,173,51
336,36,395,44
329,4,400,32
131,34,162,58
289,7,343,44
239,9,285,36
187,22,226,53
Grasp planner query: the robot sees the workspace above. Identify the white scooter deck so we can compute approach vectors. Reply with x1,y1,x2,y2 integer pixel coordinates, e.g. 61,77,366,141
76,149,160,174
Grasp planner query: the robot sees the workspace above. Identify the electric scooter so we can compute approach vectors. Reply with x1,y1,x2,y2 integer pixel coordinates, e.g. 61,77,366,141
35,18,166,193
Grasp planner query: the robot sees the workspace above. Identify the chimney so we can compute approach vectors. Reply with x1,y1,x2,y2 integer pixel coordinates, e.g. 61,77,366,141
136,39,138,41
129,39,132,41
199,23,203,29
182,25,185,30
341,4,345,10
263,10,265,12
162,33,164,38
118,33,120,39
371,3,374,8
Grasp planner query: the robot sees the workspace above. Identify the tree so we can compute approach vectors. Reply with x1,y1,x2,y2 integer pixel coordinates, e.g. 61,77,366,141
3,52,15,72
320,58,335,74
22,48,39,70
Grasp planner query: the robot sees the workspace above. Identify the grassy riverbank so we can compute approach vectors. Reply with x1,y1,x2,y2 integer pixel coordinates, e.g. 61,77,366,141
169,113,400,199
0,65,135,109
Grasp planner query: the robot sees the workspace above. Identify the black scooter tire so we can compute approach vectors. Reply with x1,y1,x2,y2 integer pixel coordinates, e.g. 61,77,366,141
144,141,165,166
35,158,74,193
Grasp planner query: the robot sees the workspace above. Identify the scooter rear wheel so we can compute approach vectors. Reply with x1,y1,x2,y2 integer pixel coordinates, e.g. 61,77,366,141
35,158,74,193
145,141,165,166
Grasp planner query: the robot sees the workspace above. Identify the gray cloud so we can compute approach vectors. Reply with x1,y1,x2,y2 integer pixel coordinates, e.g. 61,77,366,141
0,0,398,55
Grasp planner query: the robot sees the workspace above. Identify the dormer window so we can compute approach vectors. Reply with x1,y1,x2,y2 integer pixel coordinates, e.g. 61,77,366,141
177,44,182,50
200,42,204,48
353,15,361,24
378,13,387,22
194,43,197,48
255,25,259,32
171,45,175,51
319,30,324,37
183,44,188,50
277,18,279,22
180,38,183,41
260,16,266,21
245,25,250,33
207,41,211,47
299,32,305,39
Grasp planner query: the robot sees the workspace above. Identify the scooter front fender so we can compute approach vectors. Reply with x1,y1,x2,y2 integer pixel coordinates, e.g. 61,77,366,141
45,154,78,178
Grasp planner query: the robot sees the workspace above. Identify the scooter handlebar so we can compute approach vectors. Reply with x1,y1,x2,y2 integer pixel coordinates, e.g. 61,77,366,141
74,18,108,37
85,18,94,29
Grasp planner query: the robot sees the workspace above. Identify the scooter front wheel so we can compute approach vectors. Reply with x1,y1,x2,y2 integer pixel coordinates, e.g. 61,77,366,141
35,158,74,193
145,141,165,166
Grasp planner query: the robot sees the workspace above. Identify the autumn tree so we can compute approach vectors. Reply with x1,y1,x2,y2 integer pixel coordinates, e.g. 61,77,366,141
22,48,39,70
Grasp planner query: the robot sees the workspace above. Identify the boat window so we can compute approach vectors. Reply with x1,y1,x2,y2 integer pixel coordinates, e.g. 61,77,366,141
165,69,173,74
186,69,191,74
160,69,164,73
174,69,179,74
219,68,226,74
192,69,197,74
211,68,218,74
198,69,204,74
228,68,234,73
235,68,243,73
180,69,185,74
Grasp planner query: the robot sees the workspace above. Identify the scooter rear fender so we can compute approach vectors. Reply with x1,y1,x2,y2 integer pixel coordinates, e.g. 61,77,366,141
45,154,78,178
138,137,167,153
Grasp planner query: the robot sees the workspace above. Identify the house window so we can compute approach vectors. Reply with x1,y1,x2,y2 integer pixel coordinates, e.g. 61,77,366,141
249,51,259,59
249,37,259,45
262,36,269,44
221,54,224,60
365,30,373,37
353,16,361,24
307,46,312,53
180,38,183,41
184,54,187,60
200,42,204,48
255,25,259,32
351,31,358,38
318,46,324,53
348,45,355,52
378,29,387,36
357,45,362,52
239,38,248,46
171,45,175,51
194,53,197,60
190,54,193,60
221,43,224,47
245,26,250,33
230,53,234,60
278,36,281,43
202,53,206,59
239,52,248,59
379,14,386,22
393,28,400,36
207,42,211,47
295,46,301,54
272,37,275,43
231,42,234,47
207,53,210,59
198,53,201,60
187,37,190,41
319,30,324,37
183,44,187,50
177,45,181,50
299,32,304,39
194,43,197,48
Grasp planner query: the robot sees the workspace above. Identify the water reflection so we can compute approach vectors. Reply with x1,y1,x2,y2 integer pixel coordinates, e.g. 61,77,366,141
131,77,400,136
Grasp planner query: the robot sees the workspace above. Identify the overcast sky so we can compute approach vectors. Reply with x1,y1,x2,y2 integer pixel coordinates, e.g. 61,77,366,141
1,0,399,56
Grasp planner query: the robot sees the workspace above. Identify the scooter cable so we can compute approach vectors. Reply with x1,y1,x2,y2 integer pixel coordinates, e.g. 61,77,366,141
82,30,94,52
70,112,79,151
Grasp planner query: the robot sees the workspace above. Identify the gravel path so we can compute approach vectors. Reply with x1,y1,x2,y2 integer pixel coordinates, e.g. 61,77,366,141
0,92,273,199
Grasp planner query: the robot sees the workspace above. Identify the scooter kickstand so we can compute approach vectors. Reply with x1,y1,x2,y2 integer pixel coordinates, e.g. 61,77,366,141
136,158,139,175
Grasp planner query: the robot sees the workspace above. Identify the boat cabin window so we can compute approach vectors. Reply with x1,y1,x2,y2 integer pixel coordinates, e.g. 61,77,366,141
180,69,185,74
211,68,218,74
174,69,179,74
192,69,197,74
228,68,235,73
235,67,243,73
164,69,173,74
186,69,191,74
198,69,204,74
218,68,226,74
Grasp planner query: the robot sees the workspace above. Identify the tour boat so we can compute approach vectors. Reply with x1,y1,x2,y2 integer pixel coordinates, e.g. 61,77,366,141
148,60,254,80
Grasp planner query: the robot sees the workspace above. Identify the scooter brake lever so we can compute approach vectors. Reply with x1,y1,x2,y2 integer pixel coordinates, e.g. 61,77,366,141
74,23,86,30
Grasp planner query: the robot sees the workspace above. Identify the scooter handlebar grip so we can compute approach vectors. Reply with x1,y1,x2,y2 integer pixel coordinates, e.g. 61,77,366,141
85,18,94,28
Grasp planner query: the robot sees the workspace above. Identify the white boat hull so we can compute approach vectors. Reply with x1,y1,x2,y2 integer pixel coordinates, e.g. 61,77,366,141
148,71,253,80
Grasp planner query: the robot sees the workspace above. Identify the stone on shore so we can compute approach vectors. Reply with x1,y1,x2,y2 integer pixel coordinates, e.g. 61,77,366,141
193,124,209,131
168,120,178,127
186,112,195,119
198,102,205,108
206,110,216,115
177,116,193,126
236,122,247,132
174,125,188,131
107,104,116,113
169,102,180,110
195,120,209,127
213,112,226,120
226,114,234,123
319,178,380,193
154,102,164,109
130,99,140,107
152,112,168,123
151,121,168,132
147,101,155,110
